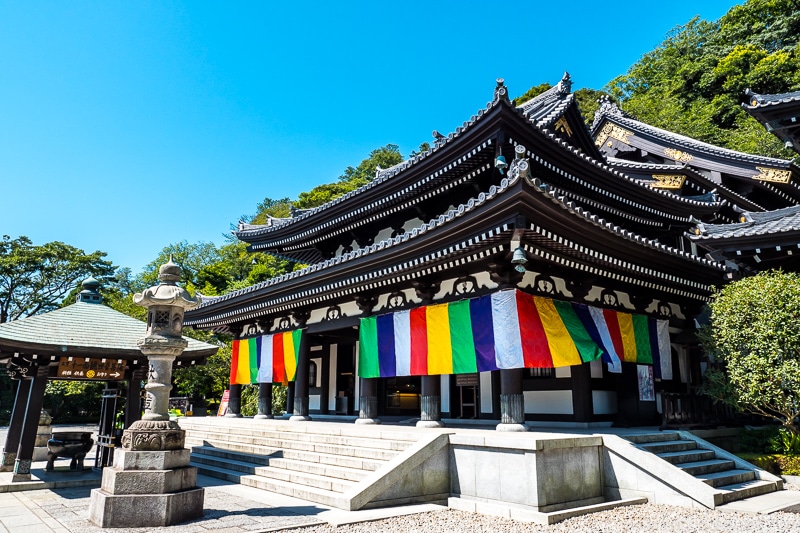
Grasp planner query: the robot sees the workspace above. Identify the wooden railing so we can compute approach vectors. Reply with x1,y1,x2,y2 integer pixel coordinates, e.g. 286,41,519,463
661,392,739,429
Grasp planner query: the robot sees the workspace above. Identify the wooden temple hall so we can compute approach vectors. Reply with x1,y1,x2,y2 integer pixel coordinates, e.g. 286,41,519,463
184,75,800,430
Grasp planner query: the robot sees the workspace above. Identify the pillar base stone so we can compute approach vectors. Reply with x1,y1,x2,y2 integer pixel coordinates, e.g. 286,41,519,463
355,418,381,425
224,412,243,418
289,415,312,422
253,414,274,420
495,422,528,432
416,420,445,428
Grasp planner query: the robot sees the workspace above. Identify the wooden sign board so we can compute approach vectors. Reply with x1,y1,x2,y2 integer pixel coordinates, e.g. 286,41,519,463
57,357,126,381
455,373,479,387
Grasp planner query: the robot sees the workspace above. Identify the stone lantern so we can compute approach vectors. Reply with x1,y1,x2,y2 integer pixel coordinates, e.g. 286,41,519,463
89,256,205,528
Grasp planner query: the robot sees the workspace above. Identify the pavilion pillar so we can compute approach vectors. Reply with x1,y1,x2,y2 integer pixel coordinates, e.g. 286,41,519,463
496,368,527,432
356,378,380,425
291,333,311,421
417,375,444,428
254,383,273,420
124,367,146,429
225,384,243,418
1,378,31,472
13,366,49,481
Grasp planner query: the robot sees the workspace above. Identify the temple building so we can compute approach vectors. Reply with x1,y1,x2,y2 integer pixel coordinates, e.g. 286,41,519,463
184,75,800,429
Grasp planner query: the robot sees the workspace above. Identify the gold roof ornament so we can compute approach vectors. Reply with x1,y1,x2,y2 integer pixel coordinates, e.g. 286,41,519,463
595,123,632,147
663,148,693,163
650,174,686,189
752,166,792,183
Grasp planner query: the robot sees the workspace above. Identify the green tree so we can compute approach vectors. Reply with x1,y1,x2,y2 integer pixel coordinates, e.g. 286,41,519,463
701,271,800,433
173,342,231,402
606,0,800,158
294,144,404,209
0,235,115,323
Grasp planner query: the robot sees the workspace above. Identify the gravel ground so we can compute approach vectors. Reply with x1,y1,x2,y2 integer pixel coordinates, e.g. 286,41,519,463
289,483,800,533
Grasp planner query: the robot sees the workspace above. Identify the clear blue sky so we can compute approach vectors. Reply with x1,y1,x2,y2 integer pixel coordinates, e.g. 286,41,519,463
1,1,739,274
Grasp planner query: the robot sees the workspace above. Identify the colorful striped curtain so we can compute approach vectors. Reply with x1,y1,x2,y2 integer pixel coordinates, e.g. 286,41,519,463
229,330,303,385
358,290,670,378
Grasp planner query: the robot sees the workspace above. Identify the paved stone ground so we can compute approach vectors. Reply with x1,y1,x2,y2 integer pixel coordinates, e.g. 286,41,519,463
0,476,326,533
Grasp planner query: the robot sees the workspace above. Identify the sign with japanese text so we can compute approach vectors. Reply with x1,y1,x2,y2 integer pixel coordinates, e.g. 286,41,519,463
57,357,126,380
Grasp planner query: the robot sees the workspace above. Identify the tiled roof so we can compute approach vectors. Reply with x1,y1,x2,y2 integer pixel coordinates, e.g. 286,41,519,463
0,302,218,355
605,157,763,212
691,204,800,240
594,98,795,168
188,157,724,323
235,81,514,241
745,89,800,108
518,72,573,127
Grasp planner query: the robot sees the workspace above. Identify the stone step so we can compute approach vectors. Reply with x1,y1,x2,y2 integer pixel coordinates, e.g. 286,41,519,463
699,469,755,488
266,457,371,482
253,465,356,493
178,419,421,442
190,453,261,475
240,474,348,509
717,479,779,505
656,449,716,465
678,459,737,476
625,433,681,444
191,461,243,484
191,445,273,466
281,448,387,471
187,437,389,471
184,431,403,460
182,426,415,451
638,440,697,454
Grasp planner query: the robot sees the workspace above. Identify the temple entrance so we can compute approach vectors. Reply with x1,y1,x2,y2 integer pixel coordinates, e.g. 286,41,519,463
380,376,420,416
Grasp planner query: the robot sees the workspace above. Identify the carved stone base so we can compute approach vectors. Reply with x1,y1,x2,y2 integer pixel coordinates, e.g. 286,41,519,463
89,446,203,527
12,458,31,482
0,450,16,472
254,414,274,420
89,487,204,528
122,420,185,451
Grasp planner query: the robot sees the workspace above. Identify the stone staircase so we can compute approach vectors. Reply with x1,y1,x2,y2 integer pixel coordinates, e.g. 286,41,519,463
625,432,782,506
179,417,433,509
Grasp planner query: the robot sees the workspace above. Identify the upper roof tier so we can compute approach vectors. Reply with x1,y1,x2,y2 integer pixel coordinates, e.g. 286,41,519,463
592,96,800,211
235,79,724,264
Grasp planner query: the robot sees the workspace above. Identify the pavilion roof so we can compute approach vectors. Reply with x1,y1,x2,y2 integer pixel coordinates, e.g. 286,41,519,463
0,300,218,359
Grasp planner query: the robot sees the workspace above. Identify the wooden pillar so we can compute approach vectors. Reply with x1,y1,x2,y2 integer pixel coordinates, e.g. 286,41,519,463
356,377,380,425
13,367,49,481
291,333,311,421
571,363,593,423
497,368,526,432
0,379,31,472
417,375,444,428
226,384,243,418
319,344,330,415
254,383,273,419
124,367,145,429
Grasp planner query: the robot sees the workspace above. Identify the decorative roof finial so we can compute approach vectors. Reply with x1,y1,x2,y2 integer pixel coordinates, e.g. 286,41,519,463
158,254,181,284
557,72,572,94
76,276,103,304
591,95,624,130
494,78,509,103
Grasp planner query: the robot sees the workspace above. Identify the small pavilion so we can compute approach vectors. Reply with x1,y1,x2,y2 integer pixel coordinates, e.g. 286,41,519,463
0,277,218,480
